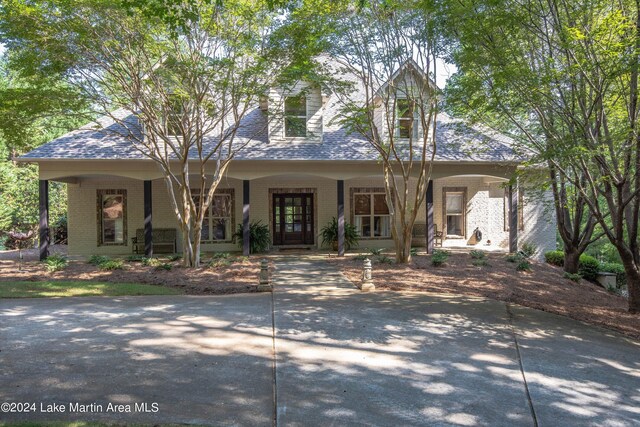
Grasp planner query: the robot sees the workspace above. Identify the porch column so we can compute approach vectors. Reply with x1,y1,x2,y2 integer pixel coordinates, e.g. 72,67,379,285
426,180,434,254
337,180,345,257
38,180,49,261
243,180,250,256
509,183,519,253
144,180,153,257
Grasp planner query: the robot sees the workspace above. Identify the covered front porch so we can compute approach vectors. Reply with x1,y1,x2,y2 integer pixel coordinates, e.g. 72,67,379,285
35,160,524,260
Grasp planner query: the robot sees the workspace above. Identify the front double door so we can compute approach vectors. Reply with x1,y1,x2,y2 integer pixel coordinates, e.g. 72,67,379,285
273,193,314,246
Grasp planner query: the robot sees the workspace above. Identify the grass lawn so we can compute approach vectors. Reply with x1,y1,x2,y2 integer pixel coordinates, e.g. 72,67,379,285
0,281,182,298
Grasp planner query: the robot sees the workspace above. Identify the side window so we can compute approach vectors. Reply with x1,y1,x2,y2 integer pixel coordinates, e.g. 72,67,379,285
97,189,127,245
284,95,307,137
444,191,465,237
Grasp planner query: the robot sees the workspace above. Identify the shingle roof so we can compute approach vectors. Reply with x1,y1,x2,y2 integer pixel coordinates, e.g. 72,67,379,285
20,81,519,163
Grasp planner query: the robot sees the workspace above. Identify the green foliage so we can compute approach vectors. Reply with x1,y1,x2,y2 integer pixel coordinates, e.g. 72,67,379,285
209,258,231,269
43,254,68,272
126,254,145,262
410,247,418,257
516,259,531,272
470,250,486,260
377,255,393,264
320,217,359,251
578,254,600,282
472,259,490,267
234,221,270,254
353,254,368,261
142,257,163,267
506,253,521,263
368,248,383,256
520,242,537,258
167,254,182,262
600,262,626,289
544,250,565,267
431,250,450,267
564,272,582,283
156,262,172,271
88,255,110,266
98,260,124,271
212,252,231,260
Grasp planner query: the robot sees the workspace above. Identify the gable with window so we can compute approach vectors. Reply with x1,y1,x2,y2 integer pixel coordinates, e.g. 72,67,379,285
164,96,184,136
284,95,307,137
97,189,127,245
352,188,391,238
191,189,235,242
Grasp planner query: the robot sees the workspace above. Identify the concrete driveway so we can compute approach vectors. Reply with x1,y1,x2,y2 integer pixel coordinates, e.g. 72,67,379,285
1,257,639,426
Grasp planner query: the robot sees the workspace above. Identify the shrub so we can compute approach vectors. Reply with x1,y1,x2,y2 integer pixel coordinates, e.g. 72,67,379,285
98,259,124,270
472,259,490,267
353,254,368,261
167,254,182,262
506,253,521,263
156,263,172,271
410,247,419,257
544,250,564,267
319,217,359,251
142,257,163,267
377,255,393,264
43,254,67,272
126,254,145,262
578,254,600,282
520,242,537,258
516,259,531,272
209,259,231,269
470,250,486,260
212,252,231,260
369,248,383,256
88,255,110,265
600,262,627,289
234,221,270,254
564,272,582,283
431,250,450,267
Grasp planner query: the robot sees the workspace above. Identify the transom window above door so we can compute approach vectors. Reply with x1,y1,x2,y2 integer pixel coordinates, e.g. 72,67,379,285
284,95,307,137
353,192,391,238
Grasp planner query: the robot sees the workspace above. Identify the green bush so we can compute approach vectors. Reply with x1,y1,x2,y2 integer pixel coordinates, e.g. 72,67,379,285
470,250,486,260
209,259,231,269
88,255,110,265
578,254,600,282
234,221,270,254
212,252,231,260
563,272,582,283
431,250,450,267
506,253,522,263
377,255,393,264
98,259,124,270
544,250,564,267
600,262,626,289
472,259,490,267
369,248,383,256
410,247,419,257
320,217,359,251
520,242,537,258
142,257,163,267
516,259,531,272
126,254,144,262
43,254,68,272
156,263,172,271
167,254,182,262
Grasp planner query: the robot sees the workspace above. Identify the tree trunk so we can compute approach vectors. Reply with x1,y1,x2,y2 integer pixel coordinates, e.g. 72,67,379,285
621,257,640,313
563,248,580,274
395,228,413,264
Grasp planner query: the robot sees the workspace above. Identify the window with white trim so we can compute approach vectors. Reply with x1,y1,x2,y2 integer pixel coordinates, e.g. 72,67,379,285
191,190,234,242
353,192,391,238
284,95,307,137
165,96,184,136
396,98,419,139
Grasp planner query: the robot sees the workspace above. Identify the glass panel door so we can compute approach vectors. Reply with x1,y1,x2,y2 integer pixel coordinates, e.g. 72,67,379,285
273,193,314,245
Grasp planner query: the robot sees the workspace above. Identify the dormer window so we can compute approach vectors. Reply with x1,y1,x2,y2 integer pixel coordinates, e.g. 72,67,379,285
396,99,418,139
284,95,307,137
164,97,184,137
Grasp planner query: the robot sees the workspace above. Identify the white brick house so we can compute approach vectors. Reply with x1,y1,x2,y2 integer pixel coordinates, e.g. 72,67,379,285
19,66,556,259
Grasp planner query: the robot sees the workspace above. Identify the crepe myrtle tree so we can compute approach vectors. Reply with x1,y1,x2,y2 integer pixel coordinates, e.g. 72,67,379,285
0,0,293,267
326,0,440,263
442,0,640,311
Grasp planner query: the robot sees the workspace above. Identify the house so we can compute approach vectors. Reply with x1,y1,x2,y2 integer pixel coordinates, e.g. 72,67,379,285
18,63,556,260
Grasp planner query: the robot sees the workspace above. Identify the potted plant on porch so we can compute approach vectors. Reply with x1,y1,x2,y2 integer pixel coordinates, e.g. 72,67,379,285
320,217,359,251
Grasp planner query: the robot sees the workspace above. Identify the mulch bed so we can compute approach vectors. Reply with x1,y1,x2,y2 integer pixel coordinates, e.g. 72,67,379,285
0,257,264,295
330,251,640,340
